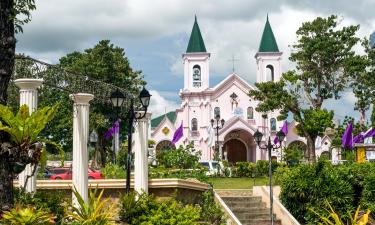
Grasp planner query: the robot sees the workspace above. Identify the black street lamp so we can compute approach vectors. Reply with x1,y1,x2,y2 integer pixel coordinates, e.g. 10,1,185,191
211,115,225,160
253,129,285,225
125,87,151,193
110,89,126,164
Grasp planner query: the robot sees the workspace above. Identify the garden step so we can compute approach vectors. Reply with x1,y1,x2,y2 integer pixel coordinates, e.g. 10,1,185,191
215,189,253,197
237,212,275,220
226,201,266,208
231,207,269,214
241,218,281,225
221,196,262,202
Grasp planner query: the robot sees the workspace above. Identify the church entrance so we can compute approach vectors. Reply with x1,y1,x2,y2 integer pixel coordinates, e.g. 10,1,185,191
222,129,256,163
223,139,247,163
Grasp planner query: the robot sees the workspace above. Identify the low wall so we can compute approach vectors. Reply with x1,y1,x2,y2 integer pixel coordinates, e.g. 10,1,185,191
14,178,209,204
253,186,300,225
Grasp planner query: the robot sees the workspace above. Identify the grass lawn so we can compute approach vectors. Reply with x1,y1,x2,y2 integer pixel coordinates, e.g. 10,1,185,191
207,177,270,189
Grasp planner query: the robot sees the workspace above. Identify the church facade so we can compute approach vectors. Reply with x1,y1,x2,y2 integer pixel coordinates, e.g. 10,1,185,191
150,16,337,163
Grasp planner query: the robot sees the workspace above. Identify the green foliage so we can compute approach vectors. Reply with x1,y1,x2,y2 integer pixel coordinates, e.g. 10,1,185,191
149,167,208,183
283,144,305,165
1,205,55,225
102,163,126,179
278,162,375,224
157,143,201,169
116,148,127,168
13,189,65,224
11,0,37,33
312,202,370,225
66,187,114,225
362,173,375,212
233,162,256,177
0,104,58,145
119,192,201,225
198,190,225,225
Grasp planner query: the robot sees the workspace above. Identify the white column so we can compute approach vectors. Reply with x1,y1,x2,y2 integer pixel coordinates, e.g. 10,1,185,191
14,78,43,193
70,93,94,205
134,112,151,194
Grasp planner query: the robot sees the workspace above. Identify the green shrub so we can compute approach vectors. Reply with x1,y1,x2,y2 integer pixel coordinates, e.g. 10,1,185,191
13,189,65,224
199,190,225,225
116,149,128,168
157,143,201,169
102,163,126,179
233,162,256,177
1,206,56,225
149,167,208,183
362,172,375,212
255,160,269,176
119,192,201,225
278,161,368,224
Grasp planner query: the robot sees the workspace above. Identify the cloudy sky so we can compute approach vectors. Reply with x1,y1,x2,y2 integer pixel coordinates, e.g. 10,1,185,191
16,0,375,121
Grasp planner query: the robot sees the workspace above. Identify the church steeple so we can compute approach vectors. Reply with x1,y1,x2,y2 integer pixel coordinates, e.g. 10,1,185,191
258,15,279,52
186,16,207,53
182,16,210,92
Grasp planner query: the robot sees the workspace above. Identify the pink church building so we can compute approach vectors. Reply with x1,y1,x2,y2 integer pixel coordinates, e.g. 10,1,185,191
150,16,336,163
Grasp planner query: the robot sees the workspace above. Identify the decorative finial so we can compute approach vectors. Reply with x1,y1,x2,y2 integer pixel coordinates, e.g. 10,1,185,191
267,13,269,21
195,14,197,22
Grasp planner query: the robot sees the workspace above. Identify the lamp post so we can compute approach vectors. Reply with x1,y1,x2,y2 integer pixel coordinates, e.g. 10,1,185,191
89,130,98,167
211,115,225,160
110,89,125,164
253,129,285,225
125,87,151,193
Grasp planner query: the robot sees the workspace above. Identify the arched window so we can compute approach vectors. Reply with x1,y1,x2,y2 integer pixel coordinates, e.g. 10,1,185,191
266,65,274,81
214,107,220,119
247,107,254,119
270,118,276,131
192,118,198,131
192,65,201,87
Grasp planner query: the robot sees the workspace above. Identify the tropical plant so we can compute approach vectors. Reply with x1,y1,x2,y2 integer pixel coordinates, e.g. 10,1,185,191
66,187,114,225
199,190,225,225
157,143,201,169
119,192,201,225
13,189,66,224
0,205,55,225
233,162,256,177
312,202,370,225
102,163,126,179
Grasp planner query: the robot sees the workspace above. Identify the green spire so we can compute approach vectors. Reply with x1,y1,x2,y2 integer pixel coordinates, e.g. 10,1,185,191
186,16,207,53
258,15,279,52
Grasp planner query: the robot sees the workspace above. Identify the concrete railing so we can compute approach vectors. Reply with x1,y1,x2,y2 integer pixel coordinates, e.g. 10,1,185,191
14,178,210,191
213,191,242,225
253,186,300,225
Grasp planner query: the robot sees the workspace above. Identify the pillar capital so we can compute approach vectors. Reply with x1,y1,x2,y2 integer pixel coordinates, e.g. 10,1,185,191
14,78,43,90
135,112,152,122
69,93,94,104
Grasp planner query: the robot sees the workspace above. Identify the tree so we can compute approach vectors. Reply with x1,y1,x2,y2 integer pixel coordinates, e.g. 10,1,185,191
40,40,145,166
249,15,360,162
0,0,36,212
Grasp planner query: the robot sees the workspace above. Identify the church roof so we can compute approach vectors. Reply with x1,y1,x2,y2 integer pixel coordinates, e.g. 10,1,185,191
258,15,279,52
186,16,207,53
151,111,176,128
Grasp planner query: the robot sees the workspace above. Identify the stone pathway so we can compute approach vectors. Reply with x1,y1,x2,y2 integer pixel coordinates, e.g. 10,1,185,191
216,189,281,225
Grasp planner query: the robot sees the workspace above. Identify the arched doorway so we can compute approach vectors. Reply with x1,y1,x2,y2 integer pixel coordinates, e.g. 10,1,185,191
155,140,175,152
223,139,247,163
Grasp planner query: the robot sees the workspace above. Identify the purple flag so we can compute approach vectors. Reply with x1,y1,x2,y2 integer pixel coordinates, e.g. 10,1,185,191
274,120,288,144
342,122,353,148
353,127,375,144
171,121,183,144
104,120,120,140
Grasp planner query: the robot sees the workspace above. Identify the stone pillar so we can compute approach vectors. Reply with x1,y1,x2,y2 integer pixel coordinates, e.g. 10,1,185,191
70,93,94,205
14,78,43,193
134,112,151,194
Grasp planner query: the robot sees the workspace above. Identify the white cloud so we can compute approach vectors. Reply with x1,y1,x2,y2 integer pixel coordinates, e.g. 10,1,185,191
148,90,180,118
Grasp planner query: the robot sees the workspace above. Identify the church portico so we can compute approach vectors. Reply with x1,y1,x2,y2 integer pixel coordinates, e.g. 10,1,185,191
222,129,257,163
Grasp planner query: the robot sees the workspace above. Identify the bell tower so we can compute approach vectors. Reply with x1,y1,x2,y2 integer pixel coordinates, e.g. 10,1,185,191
255,15,282,83
182,16,210,92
